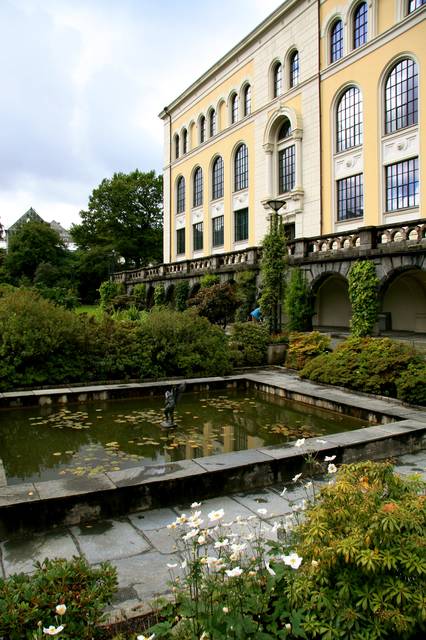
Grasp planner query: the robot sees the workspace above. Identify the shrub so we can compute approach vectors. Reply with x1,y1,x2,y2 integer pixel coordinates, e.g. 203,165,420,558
153,283,166,306
348,260,379,337
200,273,220,288
188,282,240,327
132,283,147,308
35,285,79,310
98,280,124,310
301,337,418,397
286,461,426,639
268,331,289,345
285,331,331,370
175,281,190,311
259,213,287,333
234,270,257,322
229,321,270,366
396,361,426,406
284,267,313,331
0,557,117,639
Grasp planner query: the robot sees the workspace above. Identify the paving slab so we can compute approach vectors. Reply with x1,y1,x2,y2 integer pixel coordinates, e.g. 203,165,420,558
232,488,292,519
71,519,150,563
106,459,206,487
111,550,180,601
194,448,273,472
0,483,40,507
35,474,116,500
1,530,79,576
129,507,178,531
141,527,179,554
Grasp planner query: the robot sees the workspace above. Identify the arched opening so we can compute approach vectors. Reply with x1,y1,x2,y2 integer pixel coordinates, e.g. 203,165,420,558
165,284,175,306
312,273,352,330
146,285,155,309
381,268,426,333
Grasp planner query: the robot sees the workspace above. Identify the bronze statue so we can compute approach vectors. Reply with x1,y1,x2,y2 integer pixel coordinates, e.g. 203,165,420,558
162,383,186,428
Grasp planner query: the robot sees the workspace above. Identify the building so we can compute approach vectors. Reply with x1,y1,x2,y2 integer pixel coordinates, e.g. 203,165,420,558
117,0,426,334
5,208,73,248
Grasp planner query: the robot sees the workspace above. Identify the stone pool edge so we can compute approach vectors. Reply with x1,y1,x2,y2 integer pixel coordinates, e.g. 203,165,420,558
1,369,425,535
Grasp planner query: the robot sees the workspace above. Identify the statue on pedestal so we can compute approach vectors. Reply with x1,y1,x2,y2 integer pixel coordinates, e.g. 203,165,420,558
161,383,186,428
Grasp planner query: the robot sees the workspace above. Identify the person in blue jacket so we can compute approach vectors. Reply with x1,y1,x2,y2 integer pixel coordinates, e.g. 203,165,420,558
250,307,262,322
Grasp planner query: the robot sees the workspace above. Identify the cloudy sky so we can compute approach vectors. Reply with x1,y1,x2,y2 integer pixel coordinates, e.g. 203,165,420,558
0,0,281,232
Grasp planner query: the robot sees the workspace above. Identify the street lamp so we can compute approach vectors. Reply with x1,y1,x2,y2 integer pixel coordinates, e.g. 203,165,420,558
265,199,286,333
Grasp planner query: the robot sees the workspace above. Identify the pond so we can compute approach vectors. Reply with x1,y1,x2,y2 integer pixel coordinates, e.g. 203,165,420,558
0,389,366,485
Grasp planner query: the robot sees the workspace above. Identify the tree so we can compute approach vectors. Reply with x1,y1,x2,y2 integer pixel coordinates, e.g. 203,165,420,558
71,170,163,268
284,267,314,331
188,282,240,328
259,213,287,333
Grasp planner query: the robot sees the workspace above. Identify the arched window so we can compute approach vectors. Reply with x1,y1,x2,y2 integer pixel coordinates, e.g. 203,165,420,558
231,94,238,124
199,116,206,143
182,129,188,154
174,134,180,160
278,119,292,140
353,2,368,49
385,58,418,134
209,109,216,137
212,156,224,200
176,176,185,214
273,62,283,98
336,87,363,152
193,167,203,208
290,51,299,87
330,20,343,63
234,144,248,192
408,0,425,13
243,85,251,116
277,118,295,194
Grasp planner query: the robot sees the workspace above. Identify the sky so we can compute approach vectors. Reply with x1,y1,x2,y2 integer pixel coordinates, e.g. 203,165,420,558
0,0,281,233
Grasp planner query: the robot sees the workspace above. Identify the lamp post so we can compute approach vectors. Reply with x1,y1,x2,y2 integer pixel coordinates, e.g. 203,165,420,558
265,199,286,333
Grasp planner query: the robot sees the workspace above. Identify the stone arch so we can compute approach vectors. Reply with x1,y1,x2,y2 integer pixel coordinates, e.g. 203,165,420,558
379,267,426,333
311,272,352,330
263,105,303,146
146,285,155,309
165,283,175,306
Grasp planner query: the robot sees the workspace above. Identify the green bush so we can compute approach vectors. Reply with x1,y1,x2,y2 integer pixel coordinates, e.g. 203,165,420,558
153,283,166,306
188,282,240,327
200,273,220,288
259,213,287,333
301,337,418,397
285,331,331,370
235,270,257,322
284,267,313,331
396,361,426,406
132,283,147,308
268,331,289,345
98,280,124,310
286,461,426,639
348,260,379,337
229,321,270,366
175,281,190,311
35,285,79,310
0,557,117,639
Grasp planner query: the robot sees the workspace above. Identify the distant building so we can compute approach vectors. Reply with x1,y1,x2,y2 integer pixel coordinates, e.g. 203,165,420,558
5,207,73,248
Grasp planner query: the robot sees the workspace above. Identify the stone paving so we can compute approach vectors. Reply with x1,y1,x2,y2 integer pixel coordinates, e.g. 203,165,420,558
0,449,424,622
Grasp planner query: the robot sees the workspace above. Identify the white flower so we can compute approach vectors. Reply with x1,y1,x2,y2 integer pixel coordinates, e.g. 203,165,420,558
285,623,291,631
292,473,302,482
222,606,229,613
265,560,276,576
280,487,287,496
176,514,187,524
167,522,177,529
225,566,243,577
197,534,206,545
137,634,156,640
305,481,313,489
208,509,225,522
55,604,66,616
271,521,281,533
200,633,209,640
295,438,305,447
282,552,303,570
182,529,198,541
191,501,202,508
293,499,307,512
230,543,247,555
311,559,319,567
181,559,187,569
214,538,229,548
327,463,337,474
206,556,226,571
257,508,267,515
167,563,178,568
324,455,336,462
43,626,64,636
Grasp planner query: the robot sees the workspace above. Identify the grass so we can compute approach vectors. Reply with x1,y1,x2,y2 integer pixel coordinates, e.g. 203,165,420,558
75,304,102,317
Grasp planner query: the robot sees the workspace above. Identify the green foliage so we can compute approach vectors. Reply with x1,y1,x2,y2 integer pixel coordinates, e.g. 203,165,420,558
229,321,270,366
259,214,288,333
98,280,125,310
285,331,331,370
396,361,426,406
132,283,147,307
73,247,112,304
0,557,117,639
200,273,220,288
235,270,257,322
268,331,289,345
35,285,79,310
175,281,190,311
300,337,418,397
188,282,240,327
284,267,313,331
71,169,163,268
153,283,166,306
287,461,426,639
348,260,379,337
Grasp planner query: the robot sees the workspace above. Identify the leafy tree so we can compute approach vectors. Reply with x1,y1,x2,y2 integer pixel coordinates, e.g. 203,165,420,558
259,213,287,333
71,170,163,268
284,267,314,331
189,282,240,327
348,260,379,337
74,247,112,304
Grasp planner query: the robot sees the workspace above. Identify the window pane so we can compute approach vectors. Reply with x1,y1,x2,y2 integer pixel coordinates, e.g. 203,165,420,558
175,135,180,159
330,20,343,62
234,208,249,242
210,110,216,136
385,58,418,134
182,130,187,154
278,119,291,140
193,168,203,208
176,228,185,255
244,85,251,116
231,94,238,123
386,157,419,211
290,51,299,87
193,222,203,251
278,145,296,193
336,87,363,151
274,63,282,97
337,174,363,221
212,157,224,200
212,215,224,247
353,2,368,49
408,0,426,13
234,144,248,191
200,116,206,143
177,177,185,214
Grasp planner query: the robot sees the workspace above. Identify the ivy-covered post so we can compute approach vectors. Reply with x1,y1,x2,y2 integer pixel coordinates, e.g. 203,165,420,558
259,211,287,333
348,260,379,337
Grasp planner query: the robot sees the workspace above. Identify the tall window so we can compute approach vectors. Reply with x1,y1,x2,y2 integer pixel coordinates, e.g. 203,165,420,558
330,19,343,63
176,228,185,255
200,116,206,143
278,119,291,140
336,87,363,152
175,135,180,159
212,156,224,200
386,157,419,211
193,167,203,208
385,59,418,134
279,146,296,193
353,2,368,49
337,174,363,220
290,51,299,87
182,129,188,154
243,85,251,116
209,109,216,137
273,62,283,98
193,222,203,251
408,0,426,13
176,176,185,214
212,216,224,247
234,208,249,242
231,94,238,123
234,144,248,191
